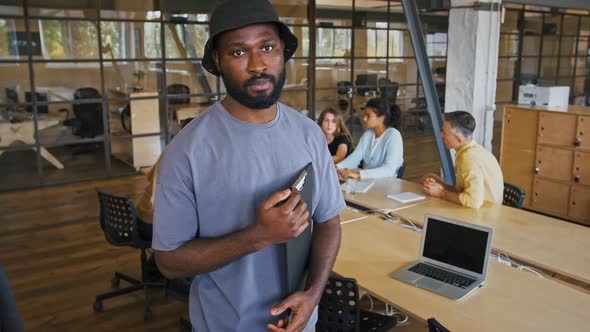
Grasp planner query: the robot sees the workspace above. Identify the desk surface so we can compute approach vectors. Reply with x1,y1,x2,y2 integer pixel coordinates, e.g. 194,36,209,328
394,198,590,285
334,216,590,332
344,177,590,285
343,178,426,212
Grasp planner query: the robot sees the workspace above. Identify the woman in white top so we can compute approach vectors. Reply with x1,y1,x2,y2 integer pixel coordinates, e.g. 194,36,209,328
337,98,404,179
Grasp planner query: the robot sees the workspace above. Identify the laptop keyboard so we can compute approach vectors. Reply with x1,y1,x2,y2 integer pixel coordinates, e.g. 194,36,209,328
409,263,476,289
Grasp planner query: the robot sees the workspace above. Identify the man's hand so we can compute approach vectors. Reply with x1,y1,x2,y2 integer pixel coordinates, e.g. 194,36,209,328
267,291,316,332
422,173,444,185
251,188,310,249
424,180,445,198
338,168,361,180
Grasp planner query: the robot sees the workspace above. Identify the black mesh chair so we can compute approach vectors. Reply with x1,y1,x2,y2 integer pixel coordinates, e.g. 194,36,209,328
396,162,406,179
93,190,164,321
71,87,104,138
427,318,451,332
378,77,399,105
168,84,191,105
503,182,526,209
316,276,397,332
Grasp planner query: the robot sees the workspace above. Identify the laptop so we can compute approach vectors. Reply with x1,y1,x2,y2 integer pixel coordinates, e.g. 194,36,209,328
391,214,493,300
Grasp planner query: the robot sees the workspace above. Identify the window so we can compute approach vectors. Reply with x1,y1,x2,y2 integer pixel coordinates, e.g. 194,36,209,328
426,33,447,57
317,28,351,58
39,19,99,59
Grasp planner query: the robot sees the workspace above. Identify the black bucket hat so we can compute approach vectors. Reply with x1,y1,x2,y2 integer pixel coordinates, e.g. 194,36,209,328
202,0,298,76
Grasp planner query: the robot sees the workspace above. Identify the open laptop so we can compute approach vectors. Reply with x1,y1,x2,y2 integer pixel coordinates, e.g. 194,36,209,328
391,214,493,300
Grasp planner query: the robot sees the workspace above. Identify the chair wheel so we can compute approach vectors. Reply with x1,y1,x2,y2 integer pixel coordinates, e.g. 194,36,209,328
93,301,103,312
111,276,120,288
144,310,153,321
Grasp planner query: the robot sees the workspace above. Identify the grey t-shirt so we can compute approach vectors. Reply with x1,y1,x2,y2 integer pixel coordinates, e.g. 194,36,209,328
153,102,345,332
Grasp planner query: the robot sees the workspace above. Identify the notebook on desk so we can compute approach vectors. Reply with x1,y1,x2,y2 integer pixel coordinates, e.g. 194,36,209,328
387,192,425,203
341,180,374,194
283,163,313,293
391,214,493,300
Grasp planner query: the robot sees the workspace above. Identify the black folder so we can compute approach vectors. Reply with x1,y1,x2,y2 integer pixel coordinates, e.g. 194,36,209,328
285,162,313,294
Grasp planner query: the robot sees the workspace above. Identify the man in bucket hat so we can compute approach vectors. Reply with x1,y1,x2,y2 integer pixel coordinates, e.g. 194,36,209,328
152,0,345,331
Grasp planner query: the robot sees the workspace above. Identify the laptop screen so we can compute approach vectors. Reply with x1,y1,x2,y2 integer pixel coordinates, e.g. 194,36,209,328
423,217,489,274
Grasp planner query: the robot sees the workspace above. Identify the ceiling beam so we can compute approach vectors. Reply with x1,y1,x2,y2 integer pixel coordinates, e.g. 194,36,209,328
506,0,590,11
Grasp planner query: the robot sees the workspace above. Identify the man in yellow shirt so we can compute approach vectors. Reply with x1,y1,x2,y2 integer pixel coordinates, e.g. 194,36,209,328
423,111,503,208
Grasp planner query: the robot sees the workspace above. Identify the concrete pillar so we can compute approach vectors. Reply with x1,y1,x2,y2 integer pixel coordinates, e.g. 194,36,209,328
446,0,502,150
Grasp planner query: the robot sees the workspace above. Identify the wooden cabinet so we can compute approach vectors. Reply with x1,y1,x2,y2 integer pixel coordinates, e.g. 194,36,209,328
537,112,577,147
532,178,570,216
578,116,590,150
569,186,590,221
502,105,590,226
535,146,573,182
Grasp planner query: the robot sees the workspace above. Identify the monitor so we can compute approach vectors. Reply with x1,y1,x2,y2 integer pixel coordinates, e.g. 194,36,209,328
25,92,49,114
355,74,378,96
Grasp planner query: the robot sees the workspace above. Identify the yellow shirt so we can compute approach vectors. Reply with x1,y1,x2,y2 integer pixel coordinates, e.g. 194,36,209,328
455,141,504,208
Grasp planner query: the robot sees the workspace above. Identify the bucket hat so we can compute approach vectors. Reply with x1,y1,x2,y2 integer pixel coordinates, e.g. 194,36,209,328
202,0,298,76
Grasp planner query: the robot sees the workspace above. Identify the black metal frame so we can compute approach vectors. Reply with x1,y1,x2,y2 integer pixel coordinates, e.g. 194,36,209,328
498,6,590,105
0,0,312,191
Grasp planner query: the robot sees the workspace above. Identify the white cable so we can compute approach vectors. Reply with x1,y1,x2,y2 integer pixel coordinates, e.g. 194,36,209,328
340,215,369,224
494,251,545,279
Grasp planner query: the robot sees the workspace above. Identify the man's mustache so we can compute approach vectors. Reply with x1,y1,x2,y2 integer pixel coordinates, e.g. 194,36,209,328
244,74,276,88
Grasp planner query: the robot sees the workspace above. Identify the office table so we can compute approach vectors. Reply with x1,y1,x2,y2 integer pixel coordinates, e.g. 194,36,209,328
333,216,590,332
0,119,64,169
342,177,427,212
394,198,590,286
342,177,590,286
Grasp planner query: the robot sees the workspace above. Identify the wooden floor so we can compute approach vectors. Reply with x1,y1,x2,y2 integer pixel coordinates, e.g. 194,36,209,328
0,175,187,332
0,131,500,331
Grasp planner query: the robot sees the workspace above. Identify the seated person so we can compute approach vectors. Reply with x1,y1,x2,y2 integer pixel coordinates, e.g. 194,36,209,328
336,98,404,179
423,111,503,208
135,117,195,239
317,107,353,163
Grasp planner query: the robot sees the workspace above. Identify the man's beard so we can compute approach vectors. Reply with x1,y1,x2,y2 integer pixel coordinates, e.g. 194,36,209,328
220,66,286,110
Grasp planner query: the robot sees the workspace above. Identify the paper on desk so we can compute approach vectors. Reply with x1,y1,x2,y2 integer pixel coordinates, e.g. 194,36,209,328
387,192,425,203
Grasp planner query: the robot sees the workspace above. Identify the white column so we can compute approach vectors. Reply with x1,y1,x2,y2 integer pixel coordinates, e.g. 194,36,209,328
446,0,502,150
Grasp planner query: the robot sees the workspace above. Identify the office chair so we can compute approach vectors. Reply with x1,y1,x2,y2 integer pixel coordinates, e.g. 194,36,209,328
396,162,406,179
0,262,24,332
316,276,397,332
93,190,164,321
427,318,451,332
378,77,399,105
25,91,49,114
71,87,104,138
168,84,191,105
502,182,526,209
337,81,353,113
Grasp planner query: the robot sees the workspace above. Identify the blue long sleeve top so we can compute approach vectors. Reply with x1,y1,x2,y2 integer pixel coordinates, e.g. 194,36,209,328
336,127,404,179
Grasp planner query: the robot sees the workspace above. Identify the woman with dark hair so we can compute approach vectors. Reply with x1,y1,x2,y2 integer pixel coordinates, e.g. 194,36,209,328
317,108,354,163
336,98,403,179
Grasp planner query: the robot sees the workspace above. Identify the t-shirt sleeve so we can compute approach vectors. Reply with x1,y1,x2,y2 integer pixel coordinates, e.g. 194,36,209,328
313,135,346,223
152,151,199,252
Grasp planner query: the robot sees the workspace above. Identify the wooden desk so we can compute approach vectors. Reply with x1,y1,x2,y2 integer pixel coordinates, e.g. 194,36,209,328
342,177,428,212
0,119,64,169
394,198,590,285
334,216,590,332
344,178,590,286
171,103,209,125
339,206,368,224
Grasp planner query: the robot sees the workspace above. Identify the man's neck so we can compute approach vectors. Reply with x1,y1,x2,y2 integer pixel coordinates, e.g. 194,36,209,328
454,139,472,151
221,96,277,124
